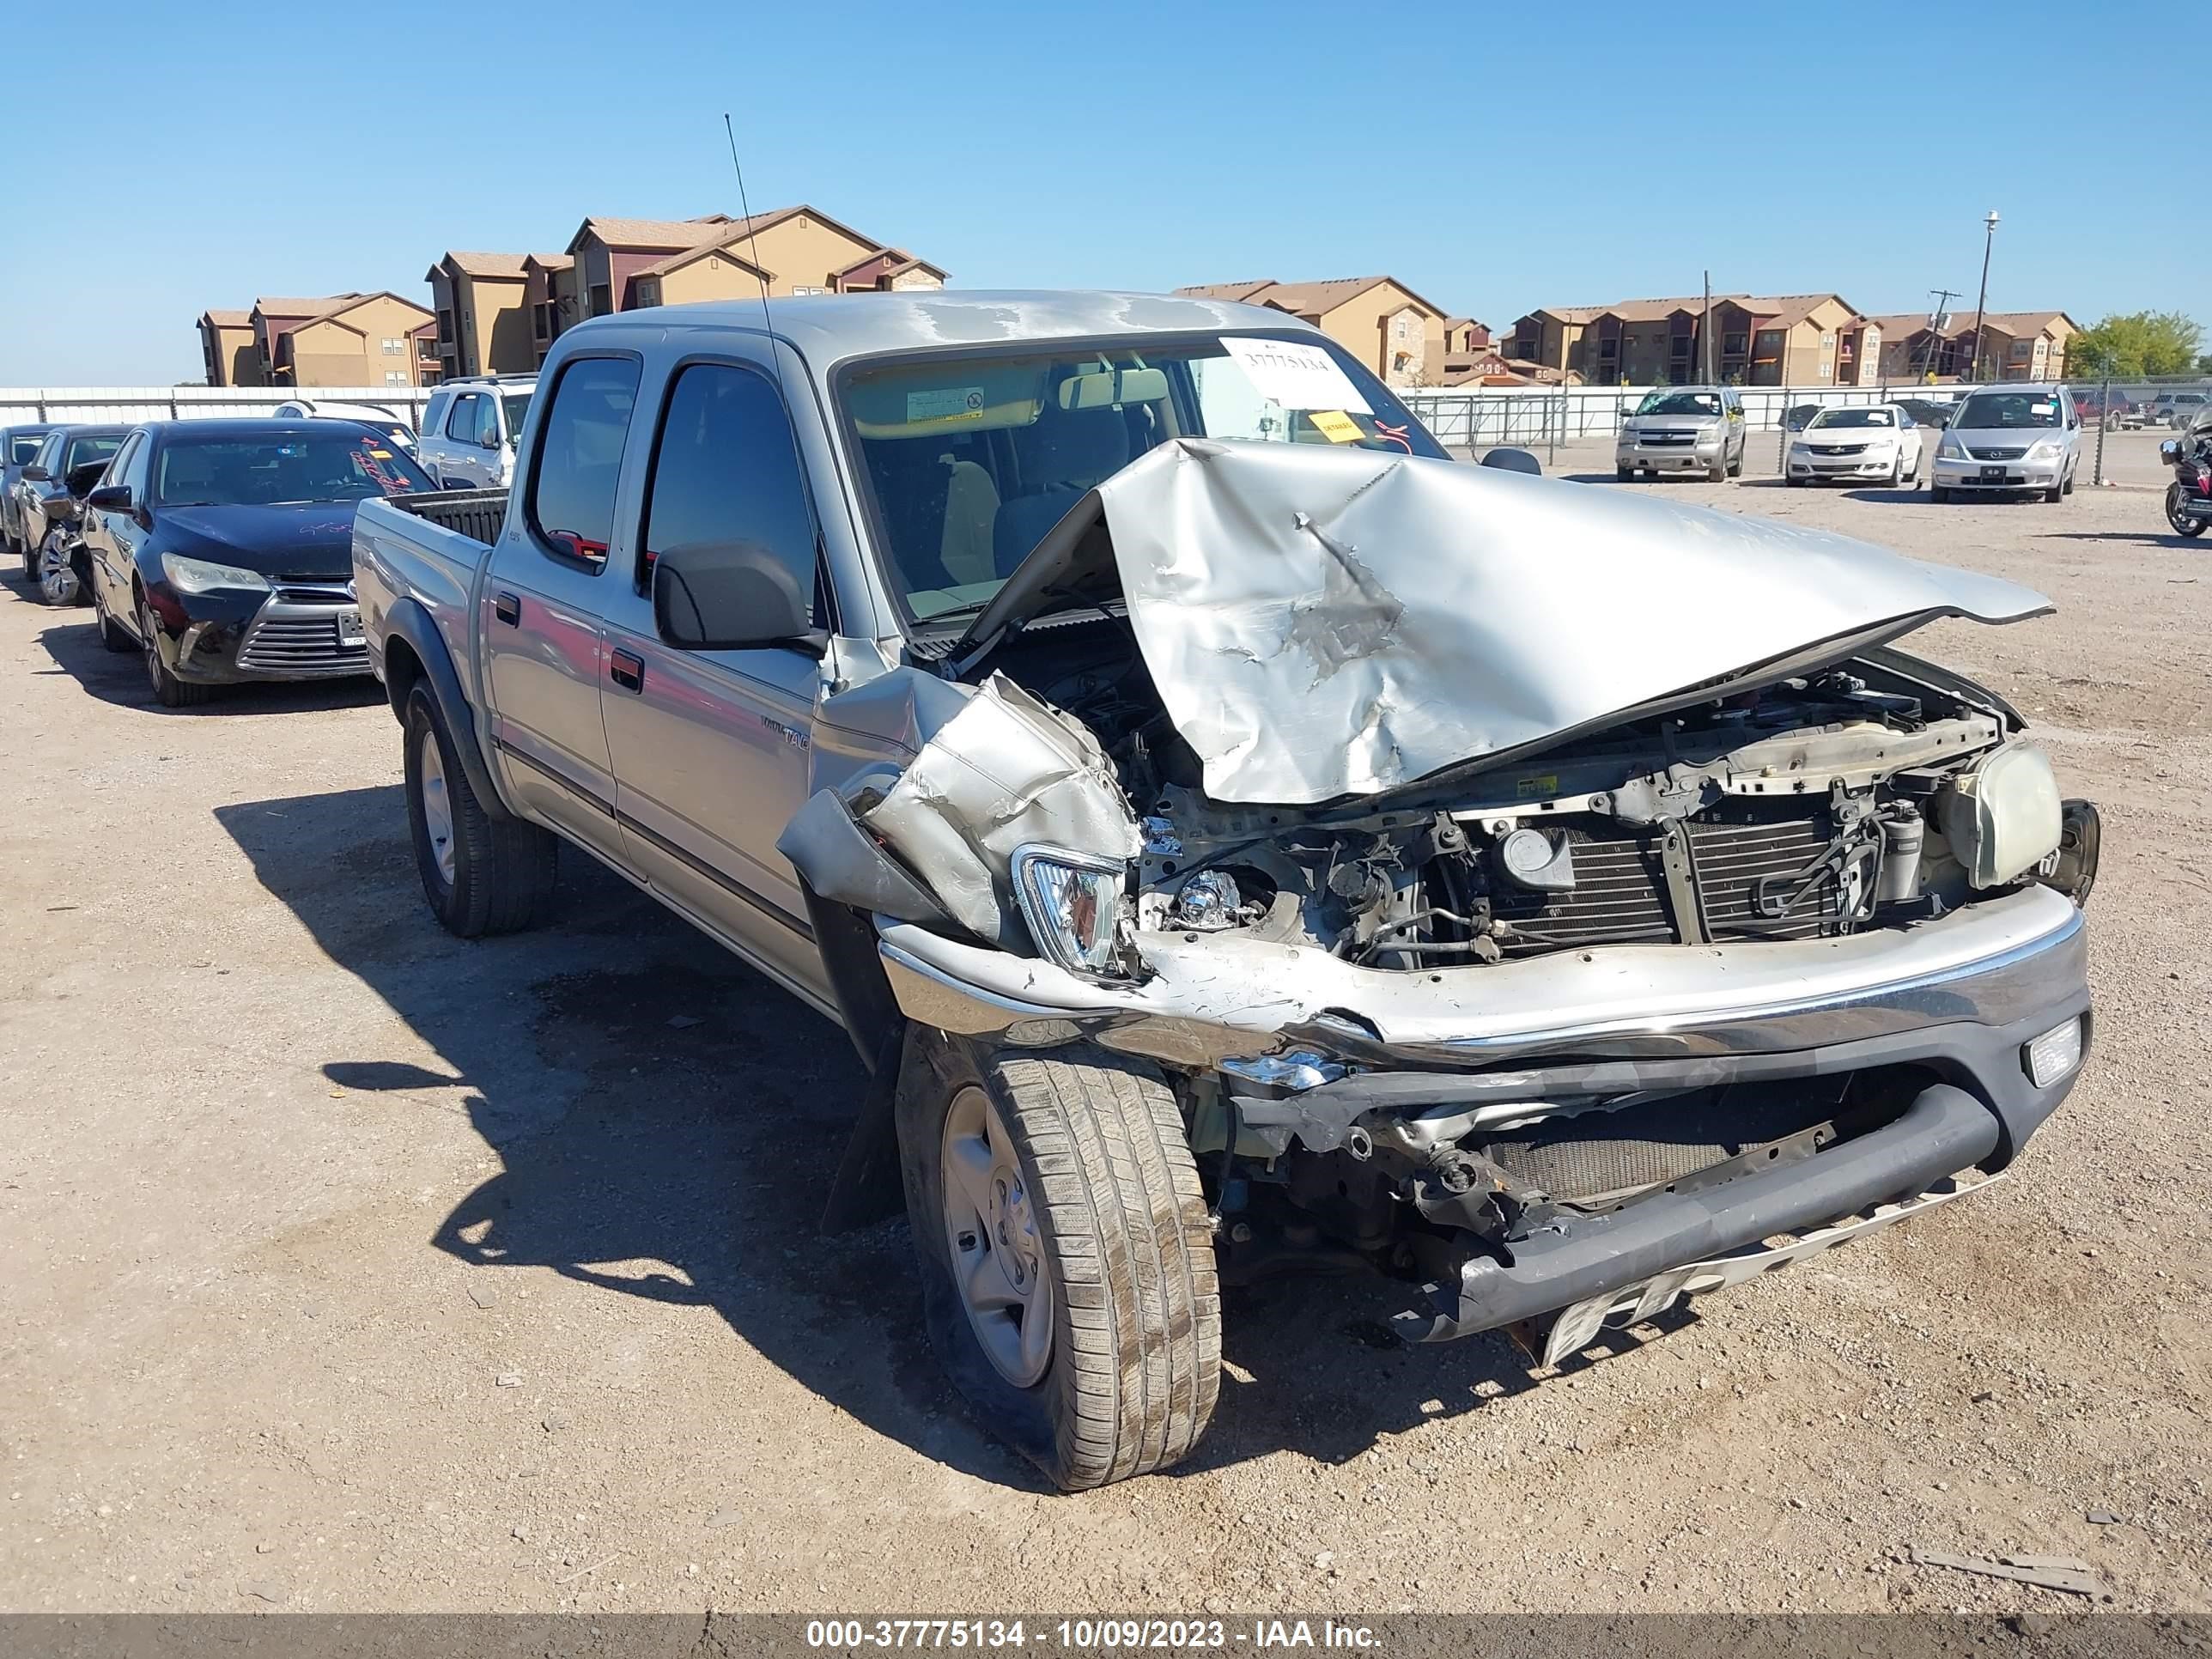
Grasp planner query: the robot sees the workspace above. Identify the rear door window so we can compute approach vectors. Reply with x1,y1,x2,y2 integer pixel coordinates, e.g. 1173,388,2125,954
445,393,482,441
526,356,641,567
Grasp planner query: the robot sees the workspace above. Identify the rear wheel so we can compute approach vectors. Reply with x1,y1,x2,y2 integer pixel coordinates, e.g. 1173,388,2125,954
137,592,212,708
900,1040,1219,1490
94,588,134,653
404,683,557,936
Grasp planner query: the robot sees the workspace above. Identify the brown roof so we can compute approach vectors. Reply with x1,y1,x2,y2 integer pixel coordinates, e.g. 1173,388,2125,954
629,206,937,285
1976,311,2078,338
573,213,738,252
834,247,949,283
1868,313,1941,337
1172,280,1279,302
1174,275,1449,322
439,251,532,279
522,252,574,273
1739,294,1860,331
253,293,361,320
199,308,253,329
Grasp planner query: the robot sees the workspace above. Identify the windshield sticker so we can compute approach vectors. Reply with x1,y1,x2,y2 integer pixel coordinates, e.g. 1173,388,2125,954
906,386,988,424
1221,337,1373,416
1309,410,1364,444
2029,402,2054,415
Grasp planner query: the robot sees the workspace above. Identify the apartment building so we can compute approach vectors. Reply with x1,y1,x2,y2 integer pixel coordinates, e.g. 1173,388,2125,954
1173,276,1453,387
216,294,440,388
1509,294,1877,386
564,205,946,319
1872,311,2078,382
424,252,556,379
196,310,264,387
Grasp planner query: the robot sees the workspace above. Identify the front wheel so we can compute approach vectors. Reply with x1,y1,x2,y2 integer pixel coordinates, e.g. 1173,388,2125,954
899,1039,1220,1490
36,534,82,605
1930,485,1951,503
138,593,213,708
2169,483,2210,538
1615,465,1633,482
404,684,557,936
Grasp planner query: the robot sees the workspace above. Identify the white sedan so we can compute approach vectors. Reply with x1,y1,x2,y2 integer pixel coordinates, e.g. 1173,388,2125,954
1786,404,1925,488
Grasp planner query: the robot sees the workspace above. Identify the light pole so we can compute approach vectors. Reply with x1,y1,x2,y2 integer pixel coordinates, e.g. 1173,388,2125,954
1968,210,1999,382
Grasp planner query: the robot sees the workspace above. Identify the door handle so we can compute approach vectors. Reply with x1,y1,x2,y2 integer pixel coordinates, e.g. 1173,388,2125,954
609,648,645,693
493,591,520,626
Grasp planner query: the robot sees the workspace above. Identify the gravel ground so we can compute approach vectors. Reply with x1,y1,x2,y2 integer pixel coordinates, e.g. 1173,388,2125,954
1,473,2206,1618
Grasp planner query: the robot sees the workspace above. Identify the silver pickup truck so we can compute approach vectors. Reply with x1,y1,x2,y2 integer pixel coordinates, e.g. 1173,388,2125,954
354,290,2100,1490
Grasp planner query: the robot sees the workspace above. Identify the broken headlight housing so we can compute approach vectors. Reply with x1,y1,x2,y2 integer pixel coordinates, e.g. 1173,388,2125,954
1939,740,2063,888
1011,845,1127,977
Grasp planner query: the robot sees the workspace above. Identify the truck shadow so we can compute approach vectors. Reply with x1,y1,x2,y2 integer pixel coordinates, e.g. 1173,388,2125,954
213,782,1648,1489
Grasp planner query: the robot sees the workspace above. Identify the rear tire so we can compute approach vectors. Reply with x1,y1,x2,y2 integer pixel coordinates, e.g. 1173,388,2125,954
899,1037,1220,1491
404,683,556,937
94,590,134,653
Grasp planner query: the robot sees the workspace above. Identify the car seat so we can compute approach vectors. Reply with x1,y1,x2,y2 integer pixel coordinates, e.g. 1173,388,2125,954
990,406,1130,578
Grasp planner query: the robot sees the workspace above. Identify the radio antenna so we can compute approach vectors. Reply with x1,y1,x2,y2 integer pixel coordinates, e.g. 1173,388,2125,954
724,114,786,353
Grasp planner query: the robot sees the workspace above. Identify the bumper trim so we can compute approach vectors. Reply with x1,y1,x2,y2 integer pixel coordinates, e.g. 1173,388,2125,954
1389,1082,2001,1343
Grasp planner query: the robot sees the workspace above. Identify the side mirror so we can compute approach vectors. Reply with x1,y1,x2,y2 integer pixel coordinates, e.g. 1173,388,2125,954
481,430,503,451
2160,440,2183,465
86,483,133,513
652,539,824,653
21,465,50,483
1479,447,1543,477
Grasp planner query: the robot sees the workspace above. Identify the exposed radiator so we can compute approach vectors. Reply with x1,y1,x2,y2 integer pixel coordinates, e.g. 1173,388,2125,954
1487,805,1839,957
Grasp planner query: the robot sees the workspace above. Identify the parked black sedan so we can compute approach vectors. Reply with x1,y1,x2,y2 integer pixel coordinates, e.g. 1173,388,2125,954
79,420,434,708
10,424,126,589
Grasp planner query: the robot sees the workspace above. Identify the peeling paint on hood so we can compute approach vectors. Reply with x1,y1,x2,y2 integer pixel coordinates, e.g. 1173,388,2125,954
972,439,2054,806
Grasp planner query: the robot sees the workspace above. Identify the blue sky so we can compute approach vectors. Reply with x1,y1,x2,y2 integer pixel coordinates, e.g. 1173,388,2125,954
2,0,2201,386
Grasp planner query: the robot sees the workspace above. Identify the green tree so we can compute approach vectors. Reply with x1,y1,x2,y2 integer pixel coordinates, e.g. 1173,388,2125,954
2069,311,2203,378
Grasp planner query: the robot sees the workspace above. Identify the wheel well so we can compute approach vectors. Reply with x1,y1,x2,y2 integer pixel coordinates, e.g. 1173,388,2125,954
382,634,422,721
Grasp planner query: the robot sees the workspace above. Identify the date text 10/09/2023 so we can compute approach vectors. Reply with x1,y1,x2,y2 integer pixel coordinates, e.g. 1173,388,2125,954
804,1621,1382,1652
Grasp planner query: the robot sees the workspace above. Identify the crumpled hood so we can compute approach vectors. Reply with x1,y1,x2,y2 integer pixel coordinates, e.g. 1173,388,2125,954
158,502,358,580
974,439,2052,806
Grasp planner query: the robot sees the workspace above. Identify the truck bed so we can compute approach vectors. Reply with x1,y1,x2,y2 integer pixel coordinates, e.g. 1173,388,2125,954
386,488,507,548
353,489,507,708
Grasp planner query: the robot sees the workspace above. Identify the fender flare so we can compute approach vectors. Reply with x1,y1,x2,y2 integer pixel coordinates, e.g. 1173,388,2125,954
379,595,513,823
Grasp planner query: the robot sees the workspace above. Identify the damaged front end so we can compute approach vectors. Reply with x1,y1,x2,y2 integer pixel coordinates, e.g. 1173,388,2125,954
783,440,2098,1356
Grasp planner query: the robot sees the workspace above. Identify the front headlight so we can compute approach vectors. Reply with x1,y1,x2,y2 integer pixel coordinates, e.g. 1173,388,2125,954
1938,434,1967,459
1789,442,1810,456
1011,845,1127,976
161,552,271,594
2028,438,2063,459
1939,742,2063,888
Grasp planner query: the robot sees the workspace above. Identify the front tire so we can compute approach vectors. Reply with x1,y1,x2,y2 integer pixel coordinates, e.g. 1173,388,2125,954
36,534,81,605
2168,483,2209,538
404,684,557,936
138,592,213,708
1615,465,1633,482
1930,485,1951,503
899,1038,1220,1490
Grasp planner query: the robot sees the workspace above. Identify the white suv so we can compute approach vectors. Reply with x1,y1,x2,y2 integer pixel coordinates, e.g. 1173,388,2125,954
415,375,536,489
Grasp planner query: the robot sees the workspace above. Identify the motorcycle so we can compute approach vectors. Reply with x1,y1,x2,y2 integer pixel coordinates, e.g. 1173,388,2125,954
2161,437,2212,538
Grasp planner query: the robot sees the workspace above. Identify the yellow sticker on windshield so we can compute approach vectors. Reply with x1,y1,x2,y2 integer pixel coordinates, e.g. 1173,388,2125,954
368,449,393,459
1310,410,1363,444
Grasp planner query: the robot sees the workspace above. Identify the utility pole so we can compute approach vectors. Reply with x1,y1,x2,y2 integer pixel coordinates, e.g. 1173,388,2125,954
1968,210,1999,383
1922,287,1959,382
1702,270,1712,384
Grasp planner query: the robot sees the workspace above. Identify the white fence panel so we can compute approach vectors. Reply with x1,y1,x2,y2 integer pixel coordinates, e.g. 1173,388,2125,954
1402,381,1998,448
0,386,437,426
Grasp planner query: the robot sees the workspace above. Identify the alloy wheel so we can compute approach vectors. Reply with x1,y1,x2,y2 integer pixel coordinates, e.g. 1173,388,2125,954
416,724,457,887
37,537,78,605
939,1084,1054,1388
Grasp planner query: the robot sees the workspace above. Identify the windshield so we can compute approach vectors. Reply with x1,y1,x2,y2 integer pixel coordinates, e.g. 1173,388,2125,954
153,429,434,506
1809,409,1895,429
8,433,47,465
62,434,124,471
1954,392,2063,430
839,333,1444,622
501,393,532,441
1635,390,1723,417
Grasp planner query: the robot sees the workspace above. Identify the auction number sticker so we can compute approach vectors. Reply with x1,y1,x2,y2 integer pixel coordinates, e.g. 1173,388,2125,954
1220,337,1372,415
907,386,989,423
805,1619,1378,1652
